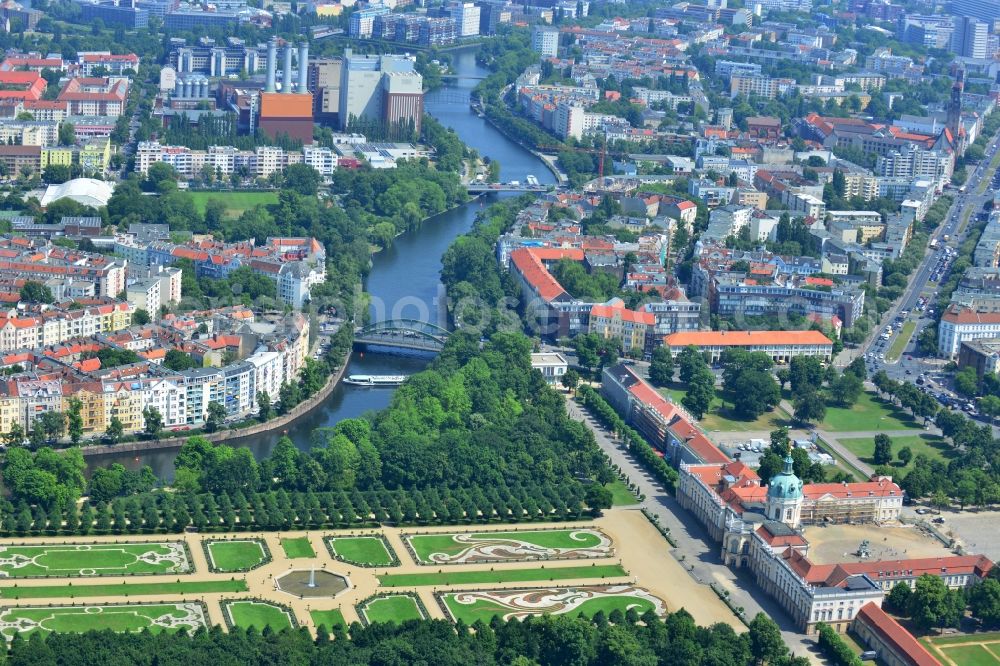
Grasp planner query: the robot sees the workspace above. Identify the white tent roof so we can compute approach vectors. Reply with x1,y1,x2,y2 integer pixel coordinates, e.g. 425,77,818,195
39,178,115,209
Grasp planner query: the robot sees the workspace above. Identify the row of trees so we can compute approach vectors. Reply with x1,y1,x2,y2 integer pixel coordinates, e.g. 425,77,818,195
3,607,805,666
577,385,679,493
0,482,599,538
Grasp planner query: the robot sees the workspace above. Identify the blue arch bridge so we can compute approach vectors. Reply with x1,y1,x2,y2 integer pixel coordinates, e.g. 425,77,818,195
353,319,450,353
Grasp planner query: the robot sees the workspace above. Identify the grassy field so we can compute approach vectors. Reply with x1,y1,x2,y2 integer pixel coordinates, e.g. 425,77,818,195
441,587,661,624
819,391,921,432
280,537,316,559
928,632,1000,647
327,536,395,566
310,609,347,630
206,540,268,572
225,601,293,632
0,603,207,639
939,644,1000,666
662,385,784,432
188,191,278,217
379,564,627,588
838,434,956,469
886,321,917,362
0,579,246,600
606,478,640,506
0,542,190,578
360,595,425,624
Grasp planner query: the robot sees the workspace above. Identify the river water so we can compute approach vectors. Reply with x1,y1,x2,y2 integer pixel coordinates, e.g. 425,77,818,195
87,48,553,479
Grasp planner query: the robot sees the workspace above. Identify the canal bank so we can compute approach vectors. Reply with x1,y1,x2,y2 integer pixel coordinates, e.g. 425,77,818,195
88,46,554,480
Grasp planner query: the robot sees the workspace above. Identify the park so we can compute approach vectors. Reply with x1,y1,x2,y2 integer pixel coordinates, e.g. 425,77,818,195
0,512,732,640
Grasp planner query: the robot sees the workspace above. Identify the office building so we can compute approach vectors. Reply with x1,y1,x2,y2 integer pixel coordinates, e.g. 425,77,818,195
448,2,481,37
951,16,988,59
949,0,1000,24
79,1,149,28
532,26,559,57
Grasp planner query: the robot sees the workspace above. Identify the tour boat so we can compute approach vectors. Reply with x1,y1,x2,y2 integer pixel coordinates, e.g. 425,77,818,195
344,374,407,387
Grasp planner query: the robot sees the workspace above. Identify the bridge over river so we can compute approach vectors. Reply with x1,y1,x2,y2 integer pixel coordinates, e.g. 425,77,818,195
353,319,450,353
467,182,552,193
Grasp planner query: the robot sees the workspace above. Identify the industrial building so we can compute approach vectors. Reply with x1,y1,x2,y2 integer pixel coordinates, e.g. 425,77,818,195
258,40,313,142
338,50,422,134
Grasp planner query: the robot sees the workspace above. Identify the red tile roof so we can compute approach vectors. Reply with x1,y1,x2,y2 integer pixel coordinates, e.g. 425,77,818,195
664,330,832,348
941,304,1000,325
855,603,941,666
509,247,584,302
590,301,655,326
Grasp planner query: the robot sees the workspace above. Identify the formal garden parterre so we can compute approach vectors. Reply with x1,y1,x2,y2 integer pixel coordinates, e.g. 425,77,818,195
404,528,613,565
357,593,428,625
203,538,271,573
222,600,296,632
0,602,208,640
438,585,666,624
325,535,398,567
0,542,191,578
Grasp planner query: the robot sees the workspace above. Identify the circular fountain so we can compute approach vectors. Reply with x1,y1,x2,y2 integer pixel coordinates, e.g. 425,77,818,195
275,569,350,598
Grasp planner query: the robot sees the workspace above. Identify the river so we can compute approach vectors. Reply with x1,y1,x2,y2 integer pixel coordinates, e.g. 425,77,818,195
86,47,554,480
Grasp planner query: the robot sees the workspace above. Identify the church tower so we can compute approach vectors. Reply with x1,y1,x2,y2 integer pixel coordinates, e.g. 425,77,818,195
766,453,804,528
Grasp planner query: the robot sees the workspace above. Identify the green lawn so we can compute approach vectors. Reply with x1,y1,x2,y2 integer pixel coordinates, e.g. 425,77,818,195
280,537,316,559
379,564,626,588
407,529,609,564
0,603,208,639
0,542,190,578
886,321,917,362
441,588,660,624
188,191,278,217
818,391,921,432
606,478,640,506
360,595,425,624
838,434,956,469
662,385,784,432
0,579,246,600
327,536,395,566
927,632,1000,647
206,540,268,572
940,644,1000,666
310,609,347,630
225,601,293,632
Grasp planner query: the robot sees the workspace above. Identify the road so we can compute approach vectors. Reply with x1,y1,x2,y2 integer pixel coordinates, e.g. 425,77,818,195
566,397,822,662
852,126,1000,415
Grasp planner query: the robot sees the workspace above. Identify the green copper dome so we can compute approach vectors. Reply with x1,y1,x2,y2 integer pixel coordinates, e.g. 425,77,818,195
767,453,803,501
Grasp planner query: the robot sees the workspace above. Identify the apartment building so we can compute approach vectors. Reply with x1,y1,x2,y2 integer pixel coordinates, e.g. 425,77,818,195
588,299,655,354
938,304,1000,357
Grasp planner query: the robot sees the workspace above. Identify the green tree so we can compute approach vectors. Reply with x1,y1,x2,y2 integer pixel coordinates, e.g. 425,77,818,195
205,401,227,433
793,390,826,425
884,582,912,614
648,346,675,386
727,369,780,419
954,367,979,398
789,356,824,393
897,446,913,466
283,163,321,196
873,434,893,465
19,281,54,304
585,484,613,515
561,369,580,393
970,578,1000,628
142,406,163,440
257,391,273,421
4,422,25,447
132,309,151,326
749,613,787,665
58,121,75,146
907,574,962,631
683,369,715,419
106,416,124,445
163,349,197,371
67,398,84,446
